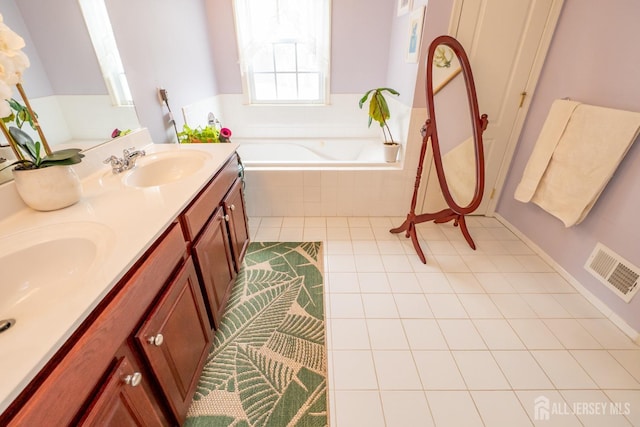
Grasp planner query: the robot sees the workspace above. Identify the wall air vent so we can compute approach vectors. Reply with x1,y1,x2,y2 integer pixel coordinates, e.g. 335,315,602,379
585,243,639,303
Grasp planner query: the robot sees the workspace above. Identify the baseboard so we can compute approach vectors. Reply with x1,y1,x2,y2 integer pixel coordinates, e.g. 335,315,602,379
494,213,640,344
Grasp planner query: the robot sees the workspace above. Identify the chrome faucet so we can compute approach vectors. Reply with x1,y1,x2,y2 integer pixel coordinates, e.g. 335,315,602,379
104,147,146,174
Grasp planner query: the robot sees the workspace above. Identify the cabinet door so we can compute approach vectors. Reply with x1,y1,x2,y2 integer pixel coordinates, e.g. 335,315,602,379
192,206,236,327
79,355,166,427
134,258,213,424
223,178,250,270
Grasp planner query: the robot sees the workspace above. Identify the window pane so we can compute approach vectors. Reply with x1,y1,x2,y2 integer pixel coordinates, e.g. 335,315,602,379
253,73,277,100
296,43,317,72
298,73,320,100
253,45,274,72
276,73,297,99
274,43,296,72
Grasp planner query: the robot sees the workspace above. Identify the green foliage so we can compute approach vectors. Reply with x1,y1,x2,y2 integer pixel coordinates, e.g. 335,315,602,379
178,123,220,143
0,127,83,171
358,87,400,144
2,98,38,130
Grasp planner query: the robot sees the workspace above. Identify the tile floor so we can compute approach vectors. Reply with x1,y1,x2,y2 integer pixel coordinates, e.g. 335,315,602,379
248,216,640,427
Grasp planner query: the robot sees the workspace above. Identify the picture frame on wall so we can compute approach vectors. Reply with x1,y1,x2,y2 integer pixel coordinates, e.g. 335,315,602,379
397,0,413,16
406,6,425,63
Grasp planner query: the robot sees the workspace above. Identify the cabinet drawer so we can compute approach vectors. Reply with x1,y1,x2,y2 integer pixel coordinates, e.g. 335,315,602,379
182,154,238,242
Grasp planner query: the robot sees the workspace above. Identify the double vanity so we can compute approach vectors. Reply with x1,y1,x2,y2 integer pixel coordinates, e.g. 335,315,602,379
0,130,249,425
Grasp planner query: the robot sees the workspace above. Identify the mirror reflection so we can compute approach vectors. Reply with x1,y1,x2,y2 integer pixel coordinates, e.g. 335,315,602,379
431,44,476,208
0,0,140,184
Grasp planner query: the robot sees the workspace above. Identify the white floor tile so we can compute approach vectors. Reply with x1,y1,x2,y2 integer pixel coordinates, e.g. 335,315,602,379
473,319,525,350
446,273,486,293
361,294,399,318
381,254,414,272
393,293,433,319
531,350,598,389
491,294,538,318
354,254,385,272
577,319,639,349
414,351,467,389
416,273,454,293
357,272,390,293
432,254,472,272
386,272,422,293
458,294,503,318
425,294,468,318
521,294,572,318
604,390,640,426
571,350,640,389
492,350,554,389
509,319,565,349
331,350,378,390
472,390,534,426
402,319,448,350
426,391,484,426
553,294,605,318
372,350,422,390
327,254,357,272
438,319,486,350
329,293,365,318
476,272,517,293
330,319,370,350
327,272,360,293
380,391,434,427
366,319,409,350
609,350,640,382
543,318,603,349
334,390,385,427
453,350,510,390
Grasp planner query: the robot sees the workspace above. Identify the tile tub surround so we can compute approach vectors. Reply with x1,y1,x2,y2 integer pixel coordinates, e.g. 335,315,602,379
0,131,239,412
249,216,640,427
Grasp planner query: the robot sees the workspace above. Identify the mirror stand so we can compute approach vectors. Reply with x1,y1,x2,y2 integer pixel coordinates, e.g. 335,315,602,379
391,35,488,264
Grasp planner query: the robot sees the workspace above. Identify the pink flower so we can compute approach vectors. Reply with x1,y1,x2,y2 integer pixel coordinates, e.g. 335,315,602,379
220,127,232,142
111,128,121,138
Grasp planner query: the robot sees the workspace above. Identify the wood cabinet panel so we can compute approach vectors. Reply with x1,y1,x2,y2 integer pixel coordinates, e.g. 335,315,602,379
79,354,167,426
224,178,250,271
192,206,236,327
182,155,239,242
135,258,213,424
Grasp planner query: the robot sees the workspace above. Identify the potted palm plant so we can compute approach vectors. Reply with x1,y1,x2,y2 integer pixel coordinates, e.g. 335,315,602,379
359,87,401,162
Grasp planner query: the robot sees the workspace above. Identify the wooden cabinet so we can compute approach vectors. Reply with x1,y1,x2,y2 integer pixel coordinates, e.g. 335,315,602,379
135,259,212,423
223,178,250,270
1,152,249,426
192,206,236,326
79,354,166,426
184,154,250,328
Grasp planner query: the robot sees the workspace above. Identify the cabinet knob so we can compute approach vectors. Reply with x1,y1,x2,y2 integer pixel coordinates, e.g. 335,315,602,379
229,204,236,211
147,333,164,346
123,372,142,387
224,214,230,222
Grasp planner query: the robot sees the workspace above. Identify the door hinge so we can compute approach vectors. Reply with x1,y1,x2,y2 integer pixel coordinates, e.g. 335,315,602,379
490,188,496,199
519,91,528,108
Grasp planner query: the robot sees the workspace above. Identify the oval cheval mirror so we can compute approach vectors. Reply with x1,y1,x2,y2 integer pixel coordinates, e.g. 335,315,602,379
391,35,488,264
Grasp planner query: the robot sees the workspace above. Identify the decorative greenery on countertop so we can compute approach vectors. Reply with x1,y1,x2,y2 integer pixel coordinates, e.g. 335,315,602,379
0,127,83,171
178,123,220,143
359,87,400,145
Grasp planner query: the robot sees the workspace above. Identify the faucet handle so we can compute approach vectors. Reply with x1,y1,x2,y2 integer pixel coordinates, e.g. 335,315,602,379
103,155,119,164
123,147,135,156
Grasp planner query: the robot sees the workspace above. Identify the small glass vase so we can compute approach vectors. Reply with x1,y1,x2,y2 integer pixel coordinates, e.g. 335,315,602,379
12,165,82,211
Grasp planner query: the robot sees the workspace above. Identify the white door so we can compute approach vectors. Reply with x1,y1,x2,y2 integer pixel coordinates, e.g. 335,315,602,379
421,0,564,215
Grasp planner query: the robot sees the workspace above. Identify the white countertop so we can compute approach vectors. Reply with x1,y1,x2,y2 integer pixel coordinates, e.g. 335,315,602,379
0,132,238,412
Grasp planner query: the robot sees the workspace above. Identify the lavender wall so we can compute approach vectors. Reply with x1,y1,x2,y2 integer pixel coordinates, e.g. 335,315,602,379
106,0,218,144
16,0,105,96
496,0,640,331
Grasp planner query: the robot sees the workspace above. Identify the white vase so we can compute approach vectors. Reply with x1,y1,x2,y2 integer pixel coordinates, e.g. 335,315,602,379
12,165,82,211
383,143,401,162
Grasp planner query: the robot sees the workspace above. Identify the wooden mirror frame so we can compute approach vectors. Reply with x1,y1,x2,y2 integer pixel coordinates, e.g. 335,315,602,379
391,35,488,264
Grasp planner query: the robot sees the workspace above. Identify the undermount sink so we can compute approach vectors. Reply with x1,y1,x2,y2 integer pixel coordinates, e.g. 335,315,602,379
0,222,115,319
122,150,211,188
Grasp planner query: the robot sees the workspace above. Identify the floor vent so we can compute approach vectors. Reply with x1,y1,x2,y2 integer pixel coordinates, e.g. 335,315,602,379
585,243,639,303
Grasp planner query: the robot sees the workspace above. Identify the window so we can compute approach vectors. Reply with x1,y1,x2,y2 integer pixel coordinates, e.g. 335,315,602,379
78,0,133,106
233,0,331,104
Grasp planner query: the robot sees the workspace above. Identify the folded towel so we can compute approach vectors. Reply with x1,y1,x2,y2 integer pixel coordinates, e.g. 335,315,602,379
514,99,640,226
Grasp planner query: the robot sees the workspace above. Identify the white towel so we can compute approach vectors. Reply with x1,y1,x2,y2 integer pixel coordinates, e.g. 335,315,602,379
515,99,640,226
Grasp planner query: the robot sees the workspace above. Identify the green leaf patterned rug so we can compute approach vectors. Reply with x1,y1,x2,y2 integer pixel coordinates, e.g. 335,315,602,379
185,242,327,427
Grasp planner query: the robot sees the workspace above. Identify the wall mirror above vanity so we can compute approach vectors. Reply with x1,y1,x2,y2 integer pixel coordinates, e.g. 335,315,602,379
0,0,141,185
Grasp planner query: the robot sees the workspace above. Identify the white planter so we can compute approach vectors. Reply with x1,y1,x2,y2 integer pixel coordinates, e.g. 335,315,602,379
383,143,401,162
12,165,82,211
